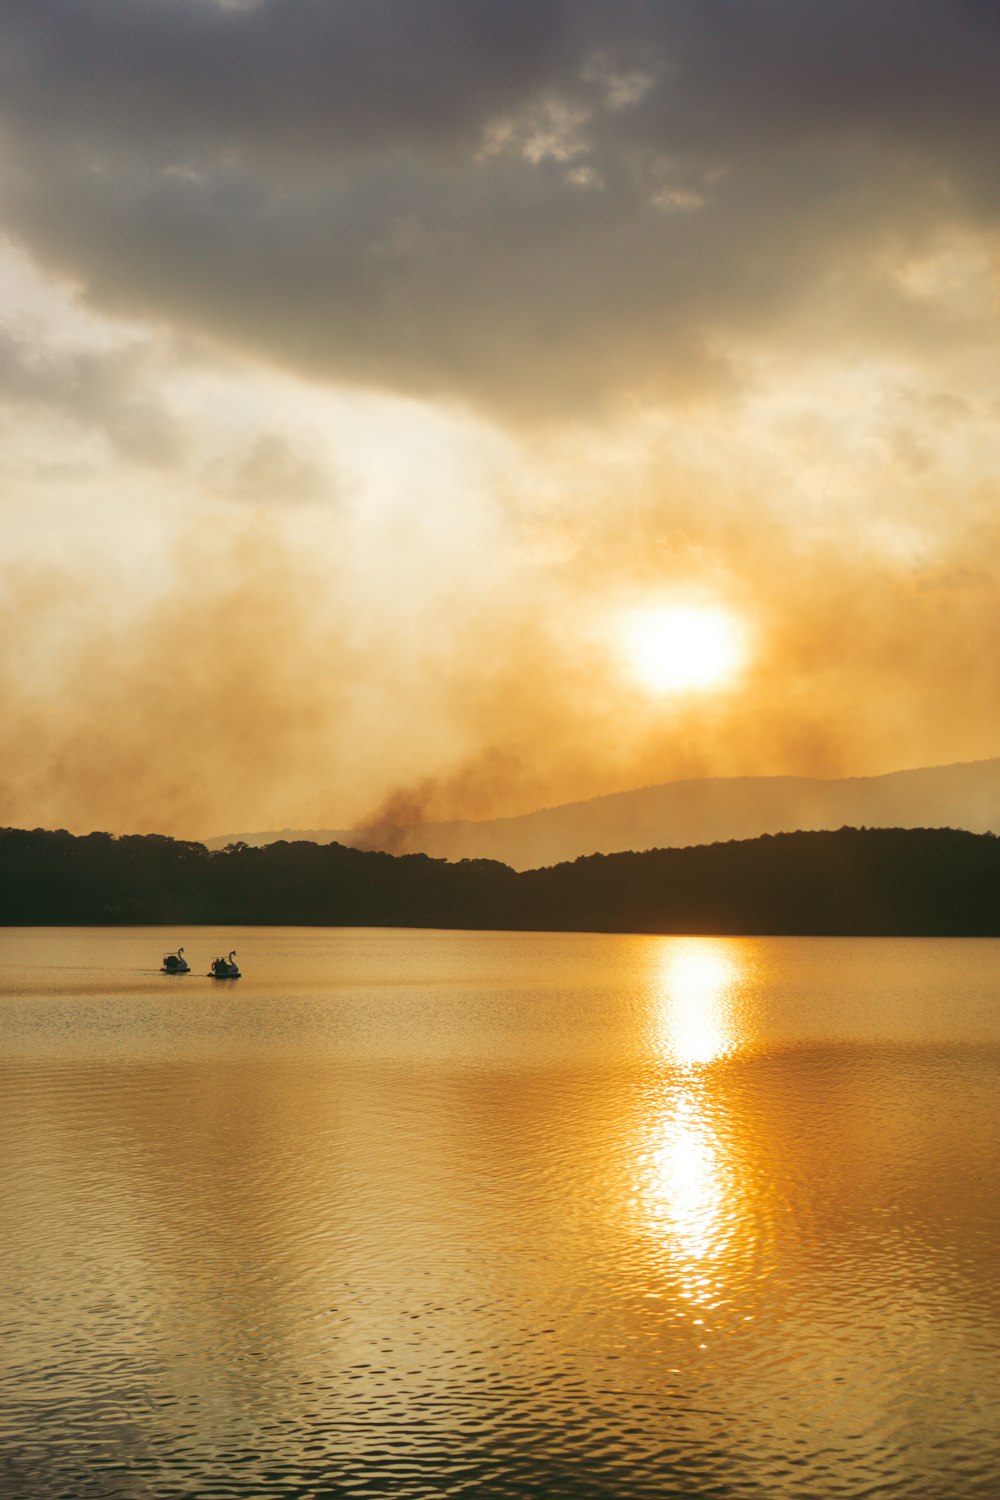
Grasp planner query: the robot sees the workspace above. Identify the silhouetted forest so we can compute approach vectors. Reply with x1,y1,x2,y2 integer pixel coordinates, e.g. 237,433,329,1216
1,825,999,934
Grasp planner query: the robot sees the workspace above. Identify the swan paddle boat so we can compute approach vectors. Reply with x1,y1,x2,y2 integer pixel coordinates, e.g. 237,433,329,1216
161,947,190,974
209,951,241,979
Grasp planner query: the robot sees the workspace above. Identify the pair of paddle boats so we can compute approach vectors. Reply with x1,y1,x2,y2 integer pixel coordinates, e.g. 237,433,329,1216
161,948,241,979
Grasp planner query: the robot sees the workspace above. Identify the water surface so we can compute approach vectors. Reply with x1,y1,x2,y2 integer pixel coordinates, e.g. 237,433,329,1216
2,928,999,1497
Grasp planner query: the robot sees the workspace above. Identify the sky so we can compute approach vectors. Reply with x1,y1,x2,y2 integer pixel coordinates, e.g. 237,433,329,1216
1,0,999,840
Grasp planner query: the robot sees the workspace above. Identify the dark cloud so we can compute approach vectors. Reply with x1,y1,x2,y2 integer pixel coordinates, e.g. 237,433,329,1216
2,2,999,416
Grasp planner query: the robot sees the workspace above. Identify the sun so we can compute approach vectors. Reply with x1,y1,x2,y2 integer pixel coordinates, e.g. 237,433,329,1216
622,604,747,694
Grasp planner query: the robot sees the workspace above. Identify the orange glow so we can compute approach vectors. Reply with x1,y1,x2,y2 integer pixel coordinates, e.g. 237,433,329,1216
654,941,741,1067
633,940,749,1309
647,1094,725,1267
621,604,748,694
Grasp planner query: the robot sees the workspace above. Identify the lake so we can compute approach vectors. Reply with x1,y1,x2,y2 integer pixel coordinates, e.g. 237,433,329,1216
2,927,999,1498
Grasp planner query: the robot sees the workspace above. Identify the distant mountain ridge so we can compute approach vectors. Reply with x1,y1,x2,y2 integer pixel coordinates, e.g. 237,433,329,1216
206,757,1000,869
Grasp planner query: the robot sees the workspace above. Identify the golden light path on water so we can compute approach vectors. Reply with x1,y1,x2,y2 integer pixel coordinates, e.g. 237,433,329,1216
637,940,749,1340
656,944,741,1068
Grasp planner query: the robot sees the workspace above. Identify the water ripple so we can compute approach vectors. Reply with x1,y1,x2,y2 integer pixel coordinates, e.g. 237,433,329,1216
2,931,1000,1496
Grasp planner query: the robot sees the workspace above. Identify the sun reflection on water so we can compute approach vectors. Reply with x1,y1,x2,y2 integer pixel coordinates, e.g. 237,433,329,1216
637,940,750,1322
655,941,741,1068
648,1092,723,1266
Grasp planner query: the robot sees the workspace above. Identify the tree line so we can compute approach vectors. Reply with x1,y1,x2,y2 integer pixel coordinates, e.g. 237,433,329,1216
1,824,998,935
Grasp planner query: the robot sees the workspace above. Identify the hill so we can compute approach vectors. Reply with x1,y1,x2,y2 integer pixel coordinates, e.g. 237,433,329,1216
2,825,999,936
206,758,1000,868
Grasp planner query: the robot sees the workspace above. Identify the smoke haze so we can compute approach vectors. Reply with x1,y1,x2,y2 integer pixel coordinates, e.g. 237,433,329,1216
0,2,997,837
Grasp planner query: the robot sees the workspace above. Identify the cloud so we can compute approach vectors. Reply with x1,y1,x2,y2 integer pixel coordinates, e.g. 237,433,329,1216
0,2,998,841
2,416,998,840
209,433,347,506
0,326,184,466
1,2,999,418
